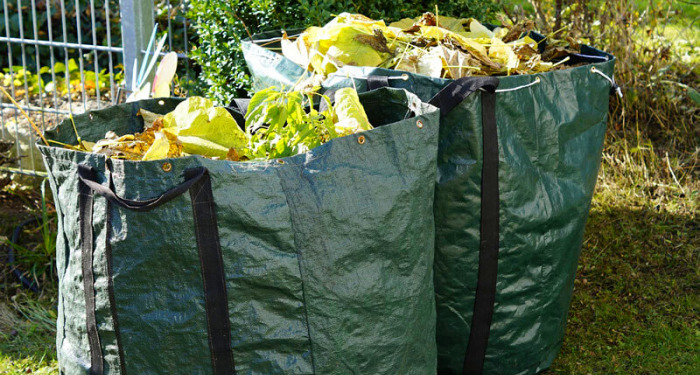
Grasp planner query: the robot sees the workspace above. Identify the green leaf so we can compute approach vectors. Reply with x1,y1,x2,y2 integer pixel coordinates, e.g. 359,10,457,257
688,87,700,105
53,62,65,74
67,59,79,73
245,86,282,132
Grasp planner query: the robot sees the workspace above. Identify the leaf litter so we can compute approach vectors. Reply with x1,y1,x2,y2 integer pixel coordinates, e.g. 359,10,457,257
64,88,374,162
279,12,583,79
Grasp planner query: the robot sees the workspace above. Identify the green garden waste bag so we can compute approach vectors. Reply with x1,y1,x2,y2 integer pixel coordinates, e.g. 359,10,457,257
243,33,617,375
38,88,441,375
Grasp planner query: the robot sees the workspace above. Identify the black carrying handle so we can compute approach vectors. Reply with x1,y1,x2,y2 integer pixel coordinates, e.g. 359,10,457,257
77,164,236,375
428,76,499,115
430,76,500,375
77,164,207,212
367,75,390,90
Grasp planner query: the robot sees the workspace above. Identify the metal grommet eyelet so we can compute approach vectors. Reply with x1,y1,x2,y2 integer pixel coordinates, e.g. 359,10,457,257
277,159,285,164
416,120,424,129
357,135,366,144
88,112,94,120
401,73,409,80
158,100,165,105
590,67,596,73
161,162,172,172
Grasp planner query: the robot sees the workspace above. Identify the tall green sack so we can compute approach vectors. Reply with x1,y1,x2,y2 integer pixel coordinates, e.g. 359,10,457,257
243,36,616,375
39,89,441,375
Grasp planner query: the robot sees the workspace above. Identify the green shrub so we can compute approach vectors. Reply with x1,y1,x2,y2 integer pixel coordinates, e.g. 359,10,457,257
188,0,499,103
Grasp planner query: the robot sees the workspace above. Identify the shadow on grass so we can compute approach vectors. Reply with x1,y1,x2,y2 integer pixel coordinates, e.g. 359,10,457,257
547,203,699,374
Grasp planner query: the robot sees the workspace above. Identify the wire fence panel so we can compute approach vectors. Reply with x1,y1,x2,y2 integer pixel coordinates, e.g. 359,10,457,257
0,0,192,177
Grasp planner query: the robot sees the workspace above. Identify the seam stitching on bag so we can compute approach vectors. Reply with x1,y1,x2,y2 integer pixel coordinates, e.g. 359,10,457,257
274,166,318,374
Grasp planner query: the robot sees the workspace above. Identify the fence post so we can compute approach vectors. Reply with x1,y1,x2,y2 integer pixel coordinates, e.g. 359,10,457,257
120,0,154,91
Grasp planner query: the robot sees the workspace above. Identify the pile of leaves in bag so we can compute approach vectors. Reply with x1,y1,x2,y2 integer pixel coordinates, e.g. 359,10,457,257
61,87,372,161
280,12,581,79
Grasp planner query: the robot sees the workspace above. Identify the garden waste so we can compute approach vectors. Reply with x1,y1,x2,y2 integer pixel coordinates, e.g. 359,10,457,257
274,12,583,82
59,87,373,161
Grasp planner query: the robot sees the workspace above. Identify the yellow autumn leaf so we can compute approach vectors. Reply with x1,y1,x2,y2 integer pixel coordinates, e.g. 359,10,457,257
389,18,415,30
436,16,467,33
142,132,171,160
162,96,248,151
333,88,373,136
309,24,392,75
177,136,230,159
489,38,520,70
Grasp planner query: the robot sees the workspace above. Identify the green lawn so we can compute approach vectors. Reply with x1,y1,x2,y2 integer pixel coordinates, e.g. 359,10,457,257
547,146,700,374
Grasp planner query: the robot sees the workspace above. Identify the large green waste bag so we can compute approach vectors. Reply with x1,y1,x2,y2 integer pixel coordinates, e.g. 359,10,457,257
243,33,616,375
39,88,441,375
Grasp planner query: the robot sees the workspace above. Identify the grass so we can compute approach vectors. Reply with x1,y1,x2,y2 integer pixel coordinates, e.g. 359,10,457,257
546,139,699,374
0,296,58,374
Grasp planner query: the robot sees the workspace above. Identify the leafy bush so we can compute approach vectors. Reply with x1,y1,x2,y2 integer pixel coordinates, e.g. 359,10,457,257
188,0,499,103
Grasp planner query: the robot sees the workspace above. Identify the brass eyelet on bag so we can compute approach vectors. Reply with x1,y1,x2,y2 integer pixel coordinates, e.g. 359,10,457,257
416,120,424,129
358,135,366,144
161,162,173,172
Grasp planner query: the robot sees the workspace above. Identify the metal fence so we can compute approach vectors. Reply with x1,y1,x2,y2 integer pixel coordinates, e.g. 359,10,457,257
0,0,192,177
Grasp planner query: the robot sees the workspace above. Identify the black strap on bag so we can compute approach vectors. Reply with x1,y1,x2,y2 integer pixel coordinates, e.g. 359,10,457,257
77,165,236,375
77,165,205,212
367,75,390,90
78,168,103,375
429,76,499,375
185,168,235,375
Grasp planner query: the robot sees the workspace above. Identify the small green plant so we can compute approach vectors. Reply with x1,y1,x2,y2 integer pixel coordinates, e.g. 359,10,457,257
0,59,124,100
0,67,43,96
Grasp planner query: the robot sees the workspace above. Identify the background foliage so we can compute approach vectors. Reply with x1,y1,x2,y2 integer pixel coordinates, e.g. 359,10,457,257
503,0,698,152
0,0,192,97
0,0,121,71
188,0,499,103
